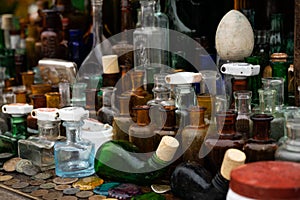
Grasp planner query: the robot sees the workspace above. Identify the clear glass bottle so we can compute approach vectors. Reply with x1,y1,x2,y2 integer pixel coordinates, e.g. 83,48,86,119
129,105,156,153
229,77,248,110
54,107,95,177
243,114,277,163
182,106,208,164
97,86,118,126
18,108,61,171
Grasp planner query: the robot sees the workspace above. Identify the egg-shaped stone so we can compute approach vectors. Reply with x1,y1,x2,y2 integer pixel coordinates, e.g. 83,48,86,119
215,10,254,61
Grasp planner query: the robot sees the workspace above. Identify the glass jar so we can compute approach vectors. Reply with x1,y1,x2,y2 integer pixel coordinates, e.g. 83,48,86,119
97,87,118,126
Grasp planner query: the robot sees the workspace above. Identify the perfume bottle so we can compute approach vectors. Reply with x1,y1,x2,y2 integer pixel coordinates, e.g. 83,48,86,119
94,135,179,185
54,107,95,177
18,108,61,170
1,103,33,156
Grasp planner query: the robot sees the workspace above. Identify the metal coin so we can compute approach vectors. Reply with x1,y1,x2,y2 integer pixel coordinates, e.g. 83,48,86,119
3,178,20,186
23,164,40,176
3,157,22,172
53,177,78,185
63,187,80,195
55,184,71,191
58,196,78,200
151,184,171,194
0,152,14,159
76,191,94,198
42,191,63,200
0,175,13,181
40,182,57,189
30,179,46,186
31,189,49,197
20,185,40,193
11,182,30,189
15,159,32,173
73,176,104,190
88,195,107,200
34,172,52,180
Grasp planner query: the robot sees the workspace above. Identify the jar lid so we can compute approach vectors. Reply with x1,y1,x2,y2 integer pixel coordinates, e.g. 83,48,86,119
58,107,89,121
2,103,33,115
230,161,300,199
31,108,59,121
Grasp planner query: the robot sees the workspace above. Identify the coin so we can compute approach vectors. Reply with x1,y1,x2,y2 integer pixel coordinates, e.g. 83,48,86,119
31,189,49,197
15,159,32,173
73,176,104,190
151,184,171,194
88,195,107,200
63,187,80,195
20,185,40,193
30,179,46,186
23,164,40,176
55,184,71,191
0,152,14,159
76,191,94,198
12,182,30,189
3,157,22,172
40,182,57,189
3,178,20,186
0,175,13,181
34,172,52,180
42,191,63,200
53,177,78,185
58,196,78,200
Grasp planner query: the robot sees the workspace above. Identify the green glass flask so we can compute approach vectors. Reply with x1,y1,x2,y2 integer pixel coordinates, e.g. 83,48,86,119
94,135,179,185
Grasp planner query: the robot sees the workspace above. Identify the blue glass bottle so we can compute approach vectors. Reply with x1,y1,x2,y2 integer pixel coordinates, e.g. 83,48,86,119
68,29,83,67
54,107,95,177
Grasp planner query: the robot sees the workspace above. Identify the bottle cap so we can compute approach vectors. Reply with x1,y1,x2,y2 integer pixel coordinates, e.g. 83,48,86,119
1,14,13,30
102,55,120,74
230,161,300,199
2,103,33,115
156,136,179,162
31,108,59,121
220,148,246,180
165,72,202,85
58,107,89,121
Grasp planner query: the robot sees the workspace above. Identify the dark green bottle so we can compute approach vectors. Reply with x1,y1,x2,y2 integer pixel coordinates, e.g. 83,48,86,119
94,135,179,185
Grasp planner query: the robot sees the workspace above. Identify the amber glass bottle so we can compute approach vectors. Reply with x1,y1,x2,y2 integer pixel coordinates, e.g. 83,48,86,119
243,114,278,163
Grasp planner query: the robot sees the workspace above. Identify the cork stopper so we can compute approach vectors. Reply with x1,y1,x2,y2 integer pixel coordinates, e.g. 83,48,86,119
1,14,13,30
220,148,246,180
156,136,179,162
102,55,120,74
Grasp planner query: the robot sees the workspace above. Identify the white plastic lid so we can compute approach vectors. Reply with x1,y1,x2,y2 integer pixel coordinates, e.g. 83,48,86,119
165,72,202,85
31,108,59,121
102,55,120,74
58,107,89,121
2,103,33,115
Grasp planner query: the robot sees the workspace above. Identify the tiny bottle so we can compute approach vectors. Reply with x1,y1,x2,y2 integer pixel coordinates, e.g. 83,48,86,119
54,107,95,177
182,106,208,164
129,105,156,153
25,25,39,69
94,135,179,185
68,29,83,67
243,114,277,163
112,95,133,141
204,110,245,175
171,148,246,200
97,86,118,126
229,77,248,110
27,94,47,135
18,108,61,170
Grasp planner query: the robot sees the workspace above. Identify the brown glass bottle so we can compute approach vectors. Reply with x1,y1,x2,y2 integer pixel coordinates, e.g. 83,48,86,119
27,94,47,135
243,114,277,163
182,106,208,164
204,110,245,175
129,105,156,153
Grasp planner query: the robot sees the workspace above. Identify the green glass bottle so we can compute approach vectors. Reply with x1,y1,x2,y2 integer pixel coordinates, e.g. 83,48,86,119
94,135,179,185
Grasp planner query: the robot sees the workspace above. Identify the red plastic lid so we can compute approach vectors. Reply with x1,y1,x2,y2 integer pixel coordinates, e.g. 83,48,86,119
230,161,300,199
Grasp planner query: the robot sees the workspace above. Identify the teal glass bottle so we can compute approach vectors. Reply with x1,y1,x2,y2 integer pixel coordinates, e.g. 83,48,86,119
94,135,179,185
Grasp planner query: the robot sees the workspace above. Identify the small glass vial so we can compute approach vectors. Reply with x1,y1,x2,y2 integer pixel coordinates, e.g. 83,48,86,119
244,114,277,163
182,106,208,164
97,87,118,126
129,105,156,153
54,107,95,177
18,108,61,171
229,76,248,110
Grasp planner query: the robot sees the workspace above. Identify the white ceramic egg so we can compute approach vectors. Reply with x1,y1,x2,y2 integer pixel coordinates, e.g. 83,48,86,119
215,9,254,61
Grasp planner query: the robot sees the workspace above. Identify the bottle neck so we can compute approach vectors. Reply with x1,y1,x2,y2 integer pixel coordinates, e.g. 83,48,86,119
251,114,273,140
101,87,114,107
10,115,27,137
216,111,237,135
146,152,169,171
211,172,229,195
161,106,177,129
63,121,83,143
189,108,206,127
140,0,156,27
91,0,103,48
136,107,151,126
38,120,60,139
175,84,197,110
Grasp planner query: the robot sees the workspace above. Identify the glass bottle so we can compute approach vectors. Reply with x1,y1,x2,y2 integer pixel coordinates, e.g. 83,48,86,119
94,135,179,185
243,114,277,163
204,110,245,175
27,94,47,135
129,105,156,153
112,95,133,141
54,107,95,177
229,77,248,110
182,106,208,164
71,82,87,108
18,108,61,170
269,13,284,54
97,86,118,126
0,103,33,156
68,29,83,67
234,90,252,138
25,25,39,70
170,148,246,200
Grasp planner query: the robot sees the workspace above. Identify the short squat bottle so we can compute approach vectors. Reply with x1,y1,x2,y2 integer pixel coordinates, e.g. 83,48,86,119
54,107,95,177
243,114,277,163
